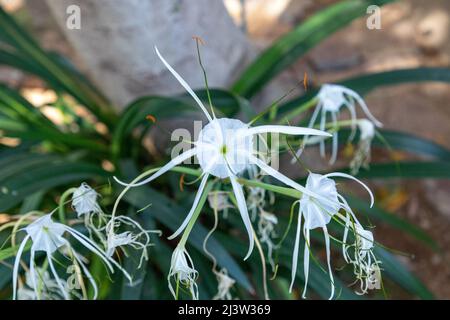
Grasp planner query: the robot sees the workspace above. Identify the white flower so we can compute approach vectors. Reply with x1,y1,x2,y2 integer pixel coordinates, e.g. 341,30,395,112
343,224,381,294
13,213,132,300
168,246,199,300
105,215,159,269
213,268,235,300
114,47,331,260
289,172,374,299
71,183,108,242
295,84,382,164
350,119,376,174
72,183,101,217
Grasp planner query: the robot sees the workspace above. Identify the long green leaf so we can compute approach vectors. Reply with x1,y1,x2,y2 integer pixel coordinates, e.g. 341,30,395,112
112,90,244,158
347,161,450,179
0,161,108,211
333,128,450,160
374,247,434,299
278,68,450,117
232,0,395,97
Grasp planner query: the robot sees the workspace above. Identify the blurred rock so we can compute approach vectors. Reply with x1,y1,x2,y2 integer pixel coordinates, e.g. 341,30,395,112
416,11,449,55
309,37,363,72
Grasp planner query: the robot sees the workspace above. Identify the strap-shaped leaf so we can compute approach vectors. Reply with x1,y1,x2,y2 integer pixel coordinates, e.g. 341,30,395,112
232,0,395,97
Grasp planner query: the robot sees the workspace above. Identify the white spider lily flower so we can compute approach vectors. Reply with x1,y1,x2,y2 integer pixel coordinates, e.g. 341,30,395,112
114,47,331,260
71,183,107,242
72,183,101,217
213,268,235,300
289,172,374,299
343,223,381,294
13,213,132,300
258,210,278,272
105,215,159,269
295,84,382,164
168,246,199,300
350,119,376,175
17,268,64,300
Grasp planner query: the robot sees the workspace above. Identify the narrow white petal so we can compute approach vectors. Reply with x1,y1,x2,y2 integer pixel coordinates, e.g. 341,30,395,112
228,170,254,260
289,204,302,293
319,110,327,158
329,112,338,165
168,173,210,240
323,226,335,300
322,172,374,207
71,226,134,283
342,87,382,127
46,242,69,300
73,251,98,300
302,228,310,299
245,125,331,137
154,46,212,122
342,214,351,263
249,155,332,204
29,247,38,299
63,227,114,272
13,234,30,300
343,100,357,141
114,147,198,187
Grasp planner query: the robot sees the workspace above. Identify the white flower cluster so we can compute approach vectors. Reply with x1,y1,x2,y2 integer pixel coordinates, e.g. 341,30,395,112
111,47,383,300
8,46,384,301
12,183,158,300
294,84,382,172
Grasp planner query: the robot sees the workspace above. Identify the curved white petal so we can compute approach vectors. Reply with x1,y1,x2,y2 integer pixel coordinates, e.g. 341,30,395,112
155,46,212,122
13,234,31,300
46,241,69,300
63,226,114,272
319,109,327,158
68,229,133,284
73,251,98,300
341,87,382,127
29,242,38,299
245,125,331,138
114,147,198,187
322,172,374,207
289,204,302,293
329,112,338,165
302,228,310,299
323,226,335,300
343,100,357,141
248,155,336,207
168,173,210,240
228,169,254,260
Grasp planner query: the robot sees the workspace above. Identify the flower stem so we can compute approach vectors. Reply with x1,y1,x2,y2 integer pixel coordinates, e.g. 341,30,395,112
58,188,77,224
277,97,318,124
179,181,214,248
